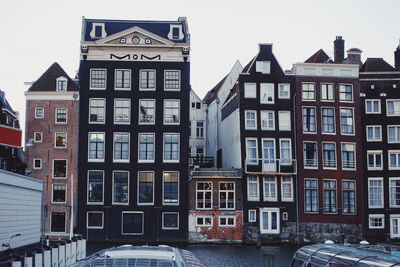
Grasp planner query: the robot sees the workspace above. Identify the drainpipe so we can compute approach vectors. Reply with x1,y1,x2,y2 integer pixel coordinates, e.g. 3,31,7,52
73,92,79,236
216,98,220,168
293,91,300,244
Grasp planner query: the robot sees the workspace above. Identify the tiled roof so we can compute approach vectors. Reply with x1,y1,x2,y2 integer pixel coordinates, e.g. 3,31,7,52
28,63,79,92
305,49,331,63
202,75,227,104
0,90,16,115
360,58,395,72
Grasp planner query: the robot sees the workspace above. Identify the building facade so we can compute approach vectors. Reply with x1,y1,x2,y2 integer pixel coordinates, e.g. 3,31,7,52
220,44,297,243
25,62,79,238
360,44,400,241
77,17,191,242
189,89,206,157
294,37,363,242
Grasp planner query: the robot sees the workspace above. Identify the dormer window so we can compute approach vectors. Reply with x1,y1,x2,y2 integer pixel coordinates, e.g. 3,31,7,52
168,25,183,40
56,77,67,91
95,26,102,38
90,23,107,39
256,61,270,74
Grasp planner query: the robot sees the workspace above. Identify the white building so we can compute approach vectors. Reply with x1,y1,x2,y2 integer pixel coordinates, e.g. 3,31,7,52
189,89,206,157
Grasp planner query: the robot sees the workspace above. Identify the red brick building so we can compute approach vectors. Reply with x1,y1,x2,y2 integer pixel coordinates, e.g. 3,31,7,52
25,63,79,238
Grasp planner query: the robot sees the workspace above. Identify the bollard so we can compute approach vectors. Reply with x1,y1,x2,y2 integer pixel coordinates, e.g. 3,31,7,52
51,246,58,267
81,239,86,259
65,242,71,266
71,240,77,263
24,255,33,267
263,253,275,267
59,244,65,267
44,249,51,267
34,252,42,267
11,260,21,267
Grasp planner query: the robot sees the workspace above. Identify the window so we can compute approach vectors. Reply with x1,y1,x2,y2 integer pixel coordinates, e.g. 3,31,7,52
90,69,106,89
53,159,67,178
260,83,274,104
140,69,156,90
278,111,291,131
368,178,383,208
122,212,143,235
263,176,277,201
387,100,400,116
304,142,317,168
389,151,400,170
321,108,335,134
164,100,180,124
138,172,154,205
247,176,259,201
391,215,400,238
388,126,400,143
164,70,180,90
339,84,353,102
56,77,67,91
34,132,42,143
163,172,179,205
113,171,129,204
52,184,66,203
196,216,212,227
260,208,279,234
219,182,235,209
321,83,334,101
35,107,44,119
163,133,179,162
89,99,105,123
33,159,42,169
367,126,382,142
302,83,315,101
87,212,103,229
196,122,204,137
305,179,318,213
323,180,337,213
343,181,356,214
245,110,257,130
87,171,103,204
278,84,290,99
162,213,179,230
390,178,400,207
368,151,383,170
55,132,67,148
86,211,104,229
191,102,201,109
260,111,274,130
248,210,256,222
55,108,67,124
51,212,65,233
342,143,355,169
196,147,204,157
321,69,334,76
115,69,131,90
322,143,336,169
113,133,129,162
303,107,316,133
281,176,293,201
139,99,155,124
369,214,384,229
282,212,288,221
365,99,381,114
244,83,256,99
114,99,130,124
246,138,258,165
262,139,276,172
340,108,354,134
219,216,236,227
280,139,292,166
88,133,105,161
256,61,271,74
196,182,212,209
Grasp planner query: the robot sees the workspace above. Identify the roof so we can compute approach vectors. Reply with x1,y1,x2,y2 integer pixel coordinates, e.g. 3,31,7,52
305,49,331,63
202,75,227,104
223,82,239,106
0,90,17,116
28,63,79,92
242,56,256,73
360,58,395,72
82,18,189,43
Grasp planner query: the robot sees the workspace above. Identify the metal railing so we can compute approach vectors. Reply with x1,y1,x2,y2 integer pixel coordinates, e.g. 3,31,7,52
189,156,214,168
245,158,297,174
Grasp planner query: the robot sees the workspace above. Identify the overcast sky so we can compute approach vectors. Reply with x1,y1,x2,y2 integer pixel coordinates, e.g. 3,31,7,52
1,0,399,141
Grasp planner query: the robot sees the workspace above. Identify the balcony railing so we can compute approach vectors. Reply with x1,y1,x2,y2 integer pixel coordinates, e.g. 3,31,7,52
323,160,337,168
342,160,355,169
189,156,214,168
245,158,297,175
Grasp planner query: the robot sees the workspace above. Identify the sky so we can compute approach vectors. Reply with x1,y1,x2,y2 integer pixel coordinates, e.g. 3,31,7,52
1,0,399,142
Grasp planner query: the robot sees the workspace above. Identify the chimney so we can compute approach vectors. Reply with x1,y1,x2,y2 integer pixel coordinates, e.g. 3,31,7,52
347,48,363,66
395,39,400,69
259,43,272,54
334,36,345,63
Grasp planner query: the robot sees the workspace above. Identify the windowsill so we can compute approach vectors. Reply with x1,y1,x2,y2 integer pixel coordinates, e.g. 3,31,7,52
163,202,179,206
87,202,104,205
163,160,180,163
87,226,104,229
139,88,156,91
115,88,131,91
137,203,154,206
164,89,181,91
88,159,105,163
113,160,130,163
139,122,155,125
88,122,106,124
138,160,155,163
55,122,68,125
113,122,131,125
163,122,180,125
162,227,179,230
112,202,129,205
52,177,67,180
55,147,67,149
89,88,106,90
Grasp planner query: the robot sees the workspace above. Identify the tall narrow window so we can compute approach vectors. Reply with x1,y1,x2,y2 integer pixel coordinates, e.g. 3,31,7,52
323,180,337,213
196,122,204,137
342,143,355,169
52,184,66,203
278,84,290,99
321,108,335,133
280,139,291,166
55,108,67,124
263,176,277,201
260,111,274,130
323,143,336,169
163,133,179,162
51,212,66,233
164,100,180,124
114,99,130,124
390,178,400,207
302,83,315,101
55,132,67,148
303,107,316,133
304,142,317,168
389,151,400,170
260,208,279,234
260,83,274,104
281,176,293,201
368,178,383,208
56,77,67,91
164,70,180,90
278,111,291,131
139,69,156,90
262,139,275,172
305,179,318,213
113,171,129,204
163,172,179,204
138,133,154,162
247,176,259,201
321,83,334,101
339,84,353,102
219,182,235,209
244,83,256,99
245,110,257,130
138,172,154,205
115,69,131,90
90,69,106,89
53,159,67,178
342,181,356,214
391,216,400,238
89,99,105,123
88,133,105,161
88,171,103,204
246,138,258,165
196,182,212,209
139,99,155,124
340,108,354,134
113,133,129,162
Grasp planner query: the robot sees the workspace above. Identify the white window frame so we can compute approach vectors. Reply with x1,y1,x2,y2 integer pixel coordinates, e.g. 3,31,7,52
302,106,317,134
320,83,334,102
87,170,104,205
278,83,290,99
262,138,276,172
246,138,258,166
248,209,257,223
56,76,68,91
366,125,382,142
137,171,154,206
322,142,337,170
52,184,66,204
196,216,213,227
162,171,179,206
282,212,288,221
388,125,400,143
218,216,236,227
260,83,274,104
321,107,335,134
263,176,277,202
87,211,104,229
139,99,155,125
368,214,384,229
323,179,338,214
114,69,131,90
368,177,384,209
162,212,179,230
35,107,44,119
34,132,43,143
164,70,181,91
113,132,130,163
388,150,400,170
256,61,271,74
279,138,292,166
89,98,106,124
139,69,156,91
304,141,318,169
219,182,235,210
391,215,400,238
247,176,259,201
121,211,144,235
340,107,355,135
114,98,131,125
301,83,315,101
163,99,180,125
163,133,180,163
278,111,291,131
196,181,213,210
245,110,257,130
88,132,105,162
55,108,67,124
33,158,42,170
137,133,155,163
341,142,356,170
112,170,129,205
281,176,293,202
260,110,275,130
50,212,66,233
365,99,381,114
389,177,400,208
339,84,353,103
90,69,107,90
342,180,356,215
386,100,400,117
52,159,67,179
304,178,318,213
244,83,257,99
54,132,67,149
259,207,280,234
367,150,383,170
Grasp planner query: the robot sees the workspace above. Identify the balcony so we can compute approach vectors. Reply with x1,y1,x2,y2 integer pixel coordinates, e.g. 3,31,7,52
189,156,214,168
245,158,297,175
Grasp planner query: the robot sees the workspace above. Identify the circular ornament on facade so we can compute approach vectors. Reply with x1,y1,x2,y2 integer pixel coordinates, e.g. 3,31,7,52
132,36,140,44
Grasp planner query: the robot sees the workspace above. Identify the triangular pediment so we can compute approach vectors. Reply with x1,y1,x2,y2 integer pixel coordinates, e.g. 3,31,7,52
96,26,175,46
